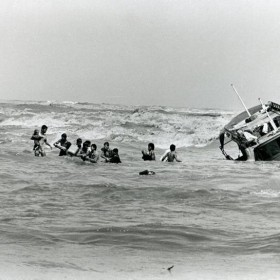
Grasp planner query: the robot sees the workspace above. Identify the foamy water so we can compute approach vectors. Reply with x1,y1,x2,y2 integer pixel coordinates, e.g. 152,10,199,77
0,100,279,280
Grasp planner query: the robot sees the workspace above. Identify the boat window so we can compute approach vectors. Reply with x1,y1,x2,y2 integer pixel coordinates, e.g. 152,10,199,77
273,116,280,127
254,138,280,161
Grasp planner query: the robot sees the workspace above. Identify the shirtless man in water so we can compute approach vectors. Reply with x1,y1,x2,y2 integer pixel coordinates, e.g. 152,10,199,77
31,125,52,156
88,144,100,163
161,144,181,162
100,142,113,161
67,138,83,156
54,133,72,156
77,140,91,161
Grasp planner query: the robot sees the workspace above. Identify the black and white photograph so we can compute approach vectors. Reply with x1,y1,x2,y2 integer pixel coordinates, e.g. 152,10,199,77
0,1,280,279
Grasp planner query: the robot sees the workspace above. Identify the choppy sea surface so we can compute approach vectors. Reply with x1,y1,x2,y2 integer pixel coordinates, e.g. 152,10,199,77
0,100,279,280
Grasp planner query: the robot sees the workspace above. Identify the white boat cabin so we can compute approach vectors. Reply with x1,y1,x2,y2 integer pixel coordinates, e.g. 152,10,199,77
220,101,280,161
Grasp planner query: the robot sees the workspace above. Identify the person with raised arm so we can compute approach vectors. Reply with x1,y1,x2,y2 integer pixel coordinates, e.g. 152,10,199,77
142,143,155,161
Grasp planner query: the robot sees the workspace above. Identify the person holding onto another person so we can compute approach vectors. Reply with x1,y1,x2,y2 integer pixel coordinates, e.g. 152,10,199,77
88,144,100,163
107,148,121,163
161,144,181,162
67,138,83,156
142,143,155,161
54,133,72,156
31,125,52,156
77,140,91,161
101,142,113,161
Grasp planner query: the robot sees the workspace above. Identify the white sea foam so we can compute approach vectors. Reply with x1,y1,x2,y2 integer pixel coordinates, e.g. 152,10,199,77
0,101,234,147
251,189,280,198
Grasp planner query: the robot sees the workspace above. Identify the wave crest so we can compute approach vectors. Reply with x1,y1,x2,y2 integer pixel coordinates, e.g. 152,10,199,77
0,101,234,147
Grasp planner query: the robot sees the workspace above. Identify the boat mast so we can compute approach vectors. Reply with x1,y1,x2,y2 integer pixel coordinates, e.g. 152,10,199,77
231,84,251,117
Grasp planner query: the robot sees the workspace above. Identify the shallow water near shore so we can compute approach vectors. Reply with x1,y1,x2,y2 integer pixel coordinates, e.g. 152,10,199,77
0,100,280,279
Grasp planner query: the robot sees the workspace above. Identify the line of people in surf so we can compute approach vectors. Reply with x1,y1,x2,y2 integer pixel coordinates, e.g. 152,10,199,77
31,125,181,163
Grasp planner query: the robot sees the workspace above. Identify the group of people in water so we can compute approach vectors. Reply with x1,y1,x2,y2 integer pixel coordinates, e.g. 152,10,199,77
31,125,181,163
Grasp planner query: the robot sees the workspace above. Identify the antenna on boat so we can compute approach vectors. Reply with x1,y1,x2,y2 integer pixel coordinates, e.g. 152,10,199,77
258,98,278,131
231,84,251,117
258,98,267,111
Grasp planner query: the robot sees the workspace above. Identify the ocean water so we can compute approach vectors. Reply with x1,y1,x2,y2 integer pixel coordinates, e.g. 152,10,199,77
0,100,280,280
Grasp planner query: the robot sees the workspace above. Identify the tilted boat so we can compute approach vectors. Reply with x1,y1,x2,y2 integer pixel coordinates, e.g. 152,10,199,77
219,100,280,161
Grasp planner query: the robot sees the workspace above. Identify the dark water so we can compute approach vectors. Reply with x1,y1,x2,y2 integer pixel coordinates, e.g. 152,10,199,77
0,100,279,279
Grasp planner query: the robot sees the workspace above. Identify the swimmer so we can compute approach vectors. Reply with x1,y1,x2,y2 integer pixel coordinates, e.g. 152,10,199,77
54,133,72,156
161,144,181,162
142,143,155,161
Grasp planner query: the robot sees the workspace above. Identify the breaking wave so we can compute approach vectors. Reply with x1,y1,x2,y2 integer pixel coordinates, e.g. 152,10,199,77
0,100,234,148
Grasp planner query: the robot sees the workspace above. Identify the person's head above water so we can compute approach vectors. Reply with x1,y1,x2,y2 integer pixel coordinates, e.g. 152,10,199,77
76,138,82,145
103,142,109,149
170,144,176,152
148,143,154,151
84,140,91,147
41,125,48,133
91,144,97,150
61,133,67,139
112,148,119,154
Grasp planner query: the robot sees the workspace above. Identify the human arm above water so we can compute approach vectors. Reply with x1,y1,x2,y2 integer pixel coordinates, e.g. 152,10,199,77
53,139,61,149
173,153,182,162
44,138,52,149
101,148,112,161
